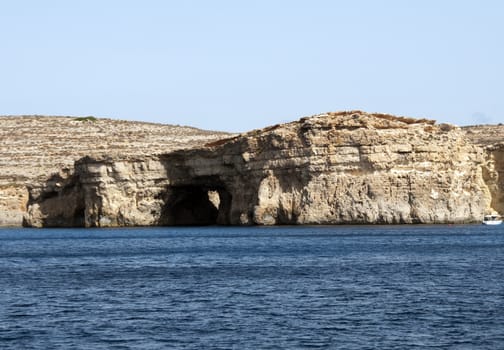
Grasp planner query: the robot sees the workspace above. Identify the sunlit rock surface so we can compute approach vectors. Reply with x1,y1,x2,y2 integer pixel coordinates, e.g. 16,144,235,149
463,124,504,215
0,116,231,226
22,111,504,227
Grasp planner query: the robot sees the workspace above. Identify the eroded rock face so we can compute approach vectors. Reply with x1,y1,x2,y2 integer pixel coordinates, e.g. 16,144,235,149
24,111,499,227
0,116,231,226
0,185,29,226
169,112,491,225
481,145,504,215
463,125,504,215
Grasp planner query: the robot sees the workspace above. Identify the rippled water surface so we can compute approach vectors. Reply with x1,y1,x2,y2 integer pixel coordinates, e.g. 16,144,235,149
1,225,504,349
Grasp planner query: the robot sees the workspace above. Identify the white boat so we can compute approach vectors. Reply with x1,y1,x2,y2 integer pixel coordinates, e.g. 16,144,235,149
482,214,503,225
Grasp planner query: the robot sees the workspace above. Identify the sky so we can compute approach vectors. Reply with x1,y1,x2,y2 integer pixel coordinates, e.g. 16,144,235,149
0,0,503,132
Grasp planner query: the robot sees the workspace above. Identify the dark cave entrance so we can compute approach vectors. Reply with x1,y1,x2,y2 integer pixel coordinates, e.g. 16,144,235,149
162,185,232,225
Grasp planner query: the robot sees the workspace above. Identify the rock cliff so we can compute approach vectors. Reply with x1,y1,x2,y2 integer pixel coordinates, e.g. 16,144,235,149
0,116,231,226
23,111,502,227
463,124,504,215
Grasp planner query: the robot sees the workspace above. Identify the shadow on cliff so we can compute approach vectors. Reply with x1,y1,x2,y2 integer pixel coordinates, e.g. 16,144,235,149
158,154,233,225
482,144,504,214
158,184,232,225
23,172,85,227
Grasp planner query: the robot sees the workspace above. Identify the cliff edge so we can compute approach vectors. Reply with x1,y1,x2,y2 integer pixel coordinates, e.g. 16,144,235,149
0,116,231,226
22,111,502,227
463,124,504,216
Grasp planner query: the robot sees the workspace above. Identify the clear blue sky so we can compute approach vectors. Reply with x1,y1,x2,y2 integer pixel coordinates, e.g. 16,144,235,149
1,0,502,132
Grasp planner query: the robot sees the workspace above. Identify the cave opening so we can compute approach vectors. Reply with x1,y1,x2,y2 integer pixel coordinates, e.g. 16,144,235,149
162,184,232,226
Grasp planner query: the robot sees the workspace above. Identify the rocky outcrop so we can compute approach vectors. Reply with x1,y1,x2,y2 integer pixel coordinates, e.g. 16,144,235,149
463,124,504,215
0,116,231,226
0,184,29,226
24,157,169,227
482,144,504,215
24,111,500,227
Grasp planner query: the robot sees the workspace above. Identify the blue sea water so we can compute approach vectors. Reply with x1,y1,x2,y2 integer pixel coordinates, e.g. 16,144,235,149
1,225,504,349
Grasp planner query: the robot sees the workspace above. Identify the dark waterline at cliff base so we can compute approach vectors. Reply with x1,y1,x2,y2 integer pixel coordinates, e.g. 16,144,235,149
1,225,504,349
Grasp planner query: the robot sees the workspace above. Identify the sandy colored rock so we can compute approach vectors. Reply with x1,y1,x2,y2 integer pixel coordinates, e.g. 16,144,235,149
463,124,504,215
23,111,504,227
0,115,231,226
0,185,29,226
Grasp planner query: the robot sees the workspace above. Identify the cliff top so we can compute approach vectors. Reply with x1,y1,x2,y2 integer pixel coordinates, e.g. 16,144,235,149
206,111,504,150
2,112,503,186
260,110,438,133
462,124,504,147
205,110,443,148
0,115,232,185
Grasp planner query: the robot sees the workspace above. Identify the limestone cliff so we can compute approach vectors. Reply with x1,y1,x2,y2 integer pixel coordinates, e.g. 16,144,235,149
24,111,500,227
463,124,504,215
0,116,231,226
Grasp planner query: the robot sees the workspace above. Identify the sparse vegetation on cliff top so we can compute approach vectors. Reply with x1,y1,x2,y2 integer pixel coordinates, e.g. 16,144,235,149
0,115,232,185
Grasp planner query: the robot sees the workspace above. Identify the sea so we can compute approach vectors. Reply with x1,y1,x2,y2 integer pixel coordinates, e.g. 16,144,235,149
1,225,504,349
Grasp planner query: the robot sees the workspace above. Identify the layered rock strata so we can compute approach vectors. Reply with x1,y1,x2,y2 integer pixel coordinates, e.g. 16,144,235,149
483,144,504,215
463,124,504,215
0,116,231,226
24,111,499,227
